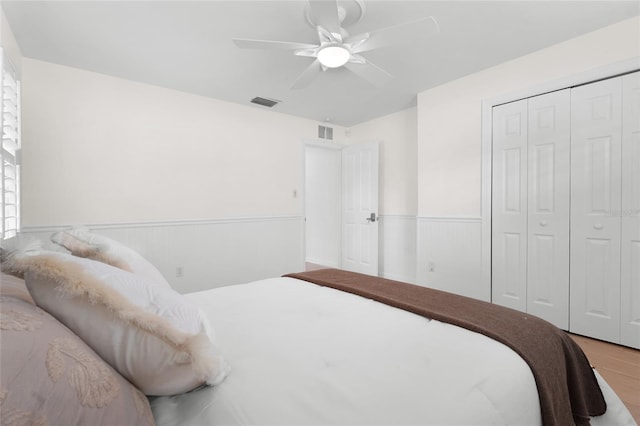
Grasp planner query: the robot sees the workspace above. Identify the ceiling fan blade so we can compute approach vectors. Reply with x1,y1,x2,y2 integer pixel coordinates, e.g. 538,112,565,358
294,48,319,58
316,25,338,44
344,60,393,87
233,38,318,51
291,59,323,90
308,0,341,38
348,16,439,54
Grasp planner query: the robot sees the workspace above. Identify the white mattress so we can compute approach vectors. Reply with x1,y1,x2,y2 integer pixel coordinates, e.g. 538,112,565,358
150,277,636,426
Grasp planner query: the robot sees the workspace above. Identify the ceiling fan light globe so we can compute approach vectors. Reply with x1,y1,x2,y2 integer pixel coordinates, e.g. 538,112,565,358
317,45,350,68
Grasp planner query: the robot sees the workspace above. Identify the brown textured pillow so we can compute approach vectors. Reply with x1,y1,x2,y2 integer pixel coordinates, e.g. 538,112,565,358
0,272,35,304
0,283,155,426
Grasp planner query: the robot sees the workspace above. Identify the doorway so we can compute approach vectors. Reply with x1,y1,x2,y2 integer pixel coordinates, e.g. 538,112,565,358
304,140,380,275
304,143,342,269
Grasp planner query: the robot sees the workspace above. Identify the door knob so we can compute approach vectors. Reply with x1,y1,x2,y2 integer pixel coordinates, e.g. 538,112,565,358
593,223,604,230
539,220,548,227
366,212,377,223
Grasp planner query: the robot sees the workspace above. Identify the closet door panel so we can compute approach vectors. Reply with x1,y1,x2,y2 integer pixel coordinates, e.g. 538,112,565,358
526,89,570,329
621,71,640,349
492,99,527,312
570,77,622,342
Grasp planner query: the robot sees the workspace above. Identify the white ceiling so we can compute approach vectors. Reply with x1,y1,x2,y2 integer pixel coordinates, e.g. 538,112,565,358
3,1,639,127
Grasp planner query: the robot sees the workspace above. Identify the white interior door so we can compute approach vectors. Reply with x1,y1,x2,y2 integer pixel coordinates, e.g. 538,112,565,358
492,99,528,312
570,76,622,343
526,89,570,329
621,71,640,349
341,141,379,276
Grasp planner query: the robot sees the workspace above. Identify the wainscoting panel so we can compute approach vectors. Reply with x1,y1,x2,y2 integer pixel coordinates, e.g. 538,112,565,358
19,216,305,294
416,217,487,301
379,215,417,283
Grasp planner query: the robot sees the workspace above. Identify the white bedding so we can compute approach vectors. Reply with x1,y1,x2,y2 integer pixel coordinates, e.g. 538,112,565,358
150,277,636,426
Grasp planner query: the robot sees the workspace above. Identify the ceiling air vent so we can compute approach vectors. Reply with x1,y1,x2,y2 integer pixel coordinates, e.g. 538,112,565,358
318,125,333,140
250,96,280,108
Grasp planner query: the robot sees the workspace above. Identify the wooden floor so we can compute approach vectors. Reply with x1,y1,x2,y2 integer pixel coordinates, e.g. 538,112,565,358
569,334,640,423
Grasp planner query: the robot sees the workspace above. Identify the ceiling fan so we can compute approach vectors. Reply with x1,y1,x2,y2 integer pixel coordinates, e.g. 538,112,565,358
232,0,439,89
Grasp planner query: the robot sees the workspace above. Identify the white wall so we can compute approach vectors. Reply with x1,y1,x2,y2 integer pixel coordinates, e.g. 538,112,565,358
350,107,417,216
21,58,347,225
349,107,418,282
18,58,349,290
416,17,640,299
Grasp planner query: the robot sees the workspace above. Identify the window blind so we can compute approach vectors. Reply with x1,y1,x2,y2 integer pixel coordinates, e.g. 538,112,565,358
1,50,20,240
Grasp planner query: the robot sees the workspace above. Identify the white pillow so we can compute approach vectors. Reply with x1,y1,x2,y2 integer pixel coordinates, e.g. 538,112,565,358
9,250,229,396
50,228,172,289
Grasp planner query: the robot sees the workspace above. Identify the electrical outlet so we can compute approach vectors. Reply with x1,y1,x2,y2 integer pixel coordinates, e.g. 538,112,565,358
428,262,435,273
175,266,184,278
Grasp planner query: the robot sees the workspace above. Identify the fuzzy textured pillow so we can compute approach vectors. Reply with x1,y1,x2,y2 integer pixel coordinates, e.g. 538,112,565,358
50,228,172,289
0,275,155,425
6,251,229,396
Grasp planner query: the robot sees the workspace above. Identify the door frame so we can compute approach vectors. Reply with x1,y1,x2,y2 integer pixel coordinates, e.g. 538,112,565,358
480,57,640,300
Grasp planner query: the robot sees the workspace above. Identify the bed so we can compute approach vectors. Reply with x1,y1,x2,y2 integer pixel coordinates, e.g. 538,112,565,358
1,228,637,426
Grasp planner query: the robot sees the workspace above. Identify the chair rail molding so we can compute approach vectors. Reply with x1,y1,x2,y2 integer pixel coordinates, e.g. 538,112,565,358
19,215,305,294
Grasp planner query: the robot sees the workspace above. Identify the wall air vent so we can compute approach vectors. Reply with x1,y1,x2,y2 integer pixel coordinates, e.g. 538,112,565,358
250,96,280,108
318,125,334,140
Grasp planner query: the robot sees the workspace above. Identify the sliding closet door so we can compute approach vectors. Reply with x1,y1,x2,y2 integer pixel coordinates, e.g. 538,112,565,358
570,77,623,342
526,90,570,329
492,100,528,312
621,71,640,348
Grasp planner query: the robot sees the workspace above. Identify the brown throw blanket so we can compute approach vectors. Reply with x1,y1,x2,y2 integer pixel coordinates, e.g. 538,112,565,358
285,269,606,426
